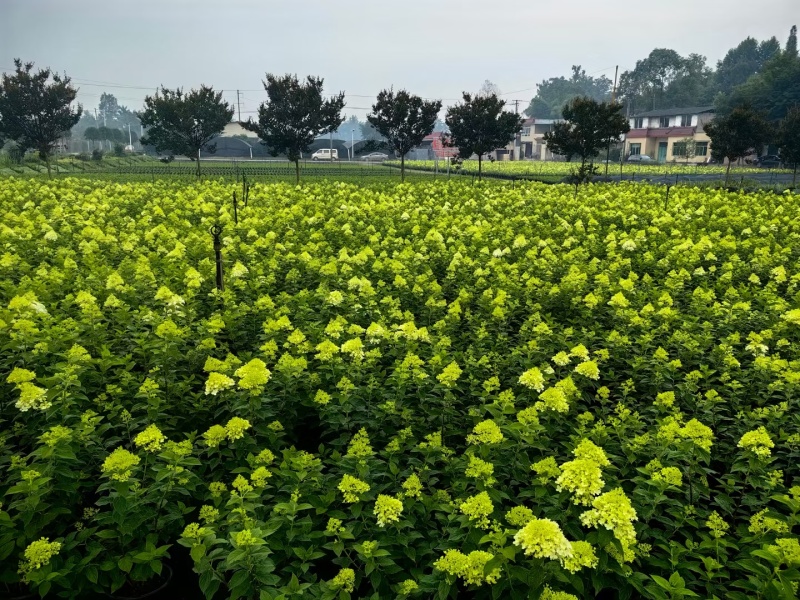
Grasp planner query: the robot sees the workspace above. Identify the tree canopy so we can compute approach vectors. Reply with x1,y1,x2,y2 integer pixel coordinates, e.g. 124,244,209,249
0,59,82,175
542,97,629,178
139,85,233,176
526,66,612,119
243,73,345,183
703,105,773,181
777,106,800,185
367,89,441,181
444,92,522,180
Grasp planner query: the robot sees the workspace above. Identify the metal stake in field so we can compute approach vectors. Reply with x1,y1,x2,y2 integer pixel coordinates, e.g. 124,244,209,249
210,224,224,291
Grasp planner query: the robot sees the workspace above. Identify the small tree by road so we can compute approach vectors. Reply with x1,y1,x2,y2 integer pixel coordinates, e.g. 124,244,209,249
366,89,441,182
543,97,629,180
444,92,522,180
139,85,233,177
243,74,345,184
703,105,773,183
778,105,800,186
673,136,697,165
0,59,82,177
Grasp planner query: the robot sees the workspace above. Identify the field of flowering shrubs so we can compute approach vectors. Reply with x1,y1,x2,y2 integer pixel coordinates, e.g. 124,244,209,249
3,176,800,600
394,159,791,178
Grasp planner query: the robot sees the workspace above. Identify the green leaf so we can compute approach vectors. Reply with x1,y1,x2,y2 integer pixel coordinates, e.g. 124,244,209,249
119,555,133,573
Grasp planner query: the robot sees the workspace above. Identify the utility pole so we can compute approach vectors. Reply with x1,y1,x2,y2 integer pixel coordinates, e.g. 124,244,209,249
605,65,619,177
236,90,241,122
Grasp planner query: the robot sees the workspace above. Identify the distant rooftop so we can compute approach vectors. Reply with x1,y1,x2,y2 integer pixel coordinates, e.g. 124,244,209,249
632,106,714,118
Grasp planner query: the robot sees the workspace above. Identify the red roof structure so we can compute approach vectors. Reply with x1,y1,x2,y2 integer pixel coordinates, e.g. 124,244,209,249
423,132,458,159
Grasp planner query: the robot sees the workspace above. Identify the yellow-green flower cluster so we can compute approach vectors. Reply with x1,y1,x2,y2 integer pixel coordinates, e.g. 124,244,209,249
19,538,61,578
574,360,600,380
465,455,495,485
225,417,252,441
531,456,561,483
505,505,535,527
39,425,73,447
325,518,344,535
562,540,599,573
401,473,423,499
513,517,573,561
338,474,370,503
204,372,235,395
749,509,790,535
651,466,683,487
459,491,494,529
234,358,271,390
134,424,166,453
738,426,774,459
580,488,638,562
345,428,373,459
234,529,259,547
466,420,504,445
677,419,714,452
767,538,800,567
101,447,141,482
199,505,219,524
436,361,462,387
374,494,403,527
182,523,210,540
519,367,545,392
330,567,355,593
705,511,729,538
250,466,271,487
397,579,419,595
7,368,50,412
433,549,500,586
540,587,579,600
556,459,605,506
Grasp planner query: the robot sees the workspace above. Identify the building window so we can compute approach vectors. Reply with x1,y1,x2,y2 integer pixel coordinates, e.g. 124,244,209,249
673,142,686,157
695,142,708,156
680,115,693,127
633,117,644,129
659,116,670,128
629,143,641,156
522,127,531,136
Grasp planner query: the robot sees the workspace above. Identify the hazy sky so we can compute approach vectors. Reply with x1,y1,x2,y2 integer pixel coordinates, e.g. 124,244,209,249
1,0,796,120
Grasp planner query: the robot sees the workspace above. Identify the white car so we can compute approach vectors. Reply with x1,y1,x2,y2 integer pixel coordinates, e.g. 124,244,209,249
311,148,338,161
361,152,389,161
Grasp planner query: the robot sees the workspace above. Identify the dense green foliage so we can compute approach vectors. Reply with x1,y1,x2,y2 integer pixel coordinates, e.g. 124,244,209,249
3,178,800,600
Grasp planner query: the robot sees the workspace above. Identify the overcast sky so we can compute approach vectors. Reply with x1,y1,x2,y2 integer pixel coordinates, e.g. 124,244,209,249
1,0,795,120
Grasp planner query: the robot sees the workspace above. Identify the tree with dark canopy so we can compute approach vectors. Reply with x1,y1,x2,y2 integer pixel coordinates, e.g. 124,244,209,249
0,59,82,177
704,106,773,183
543,97,629,180
444,92,522,180
777,105,800,186
243,74,345,183
139,85,233,176
367,89,441,182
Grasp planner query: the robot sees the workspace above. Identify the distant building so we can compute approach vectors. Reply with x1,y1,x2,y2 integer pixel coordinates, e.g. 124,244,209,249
498,118,563,161
624,106,714,163
407,132,458,160
222,122,259,138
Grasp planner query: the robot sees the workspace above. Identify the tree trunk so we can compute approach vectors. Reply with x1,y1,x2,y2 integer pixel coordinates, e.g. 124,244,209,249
725,160,731,185
295,159,300,184
401,154,405,182
478,154,482,181
196,148,201,177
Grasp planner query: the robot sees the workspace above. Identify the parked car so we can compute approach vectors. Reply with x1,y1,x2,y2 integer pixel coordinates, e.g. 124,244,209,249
626,154,654,163
311,148,338,161
361,152,389,162
754,154,782,168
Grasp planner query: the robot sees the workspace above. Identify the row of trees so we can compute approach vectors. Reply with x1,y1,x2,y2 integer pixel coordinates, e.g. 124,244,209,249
138,75,524,181
0,58,524,181
526,25,798,122
704,105,800,183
